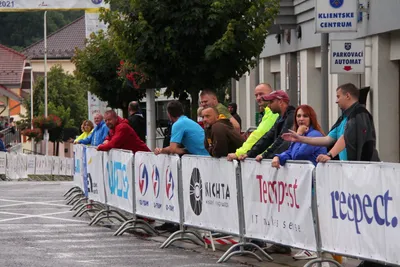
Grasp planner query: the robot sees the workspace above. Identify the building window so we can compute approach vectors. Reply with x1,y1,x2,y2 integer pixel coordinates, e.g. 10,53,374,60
273,72,281,90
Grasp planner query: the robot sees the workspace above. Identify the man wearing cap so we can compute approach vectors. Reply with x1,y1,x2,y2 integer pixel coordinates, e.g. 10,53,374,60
227,83,279,161
241,90,295,162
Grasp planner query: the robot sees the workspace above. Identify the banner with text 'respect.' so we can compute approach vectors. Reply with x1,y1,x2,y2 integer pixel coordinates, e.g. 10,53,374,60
0,0,109,11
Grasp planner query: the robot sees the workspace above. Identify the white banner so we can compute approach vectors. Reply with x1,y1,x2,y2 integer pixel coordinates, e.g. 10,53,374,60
85,147,106,203
0,0,109,11
59,158,66,176
52,156,60,175
6,153,18,179
45,156,53,175
182,156,239,235
135,152,180,223
317,162,400,265
104,149,134,213
0,152,6,174
16,154,27,179
73,145,84,189
241,160,316,250
35,155,46,175
27,155,36,175
66,158,74,176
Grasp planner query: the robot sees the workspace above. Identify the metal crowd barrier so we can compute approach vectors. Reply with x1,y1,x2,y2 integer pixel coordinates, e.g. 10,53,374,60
0,151,73,181
67,144,400,266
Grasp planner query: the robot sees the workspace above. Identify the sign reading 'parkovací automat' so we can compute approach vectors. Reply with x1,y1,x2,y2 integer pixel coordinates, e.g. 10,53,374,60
331,40,365,74
315,0,358,33
0,0,109,11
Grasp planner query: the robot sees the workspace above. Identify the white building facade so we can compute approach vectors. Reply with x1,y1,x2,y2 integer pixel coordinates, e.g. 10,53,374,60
234,0,400,163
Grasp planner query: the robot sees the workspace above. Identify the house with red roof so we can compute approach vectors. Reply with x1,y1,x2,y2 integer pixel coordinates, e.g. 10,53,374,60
0,44,29,119
23,16,85,75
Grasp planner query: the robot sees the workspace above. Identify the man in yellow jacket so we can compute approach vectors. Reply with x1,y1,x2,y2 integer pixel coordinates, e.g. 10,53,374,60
227,83,279,161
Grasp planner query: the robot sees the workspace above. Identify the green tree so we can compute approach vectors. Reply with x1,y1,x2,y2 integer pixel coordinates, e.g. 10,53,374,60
102,0,279,117
0,11,83,51
23,65,88,153
72,31,145,117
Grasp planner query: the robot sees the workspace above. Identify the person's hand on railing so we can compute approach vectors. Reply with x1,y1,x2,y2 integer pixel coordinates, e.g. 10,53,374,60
271,156,280,169
255,155,263,162
227,153,238,161
238,154,247,161
154,147,162,155
316,154,331,163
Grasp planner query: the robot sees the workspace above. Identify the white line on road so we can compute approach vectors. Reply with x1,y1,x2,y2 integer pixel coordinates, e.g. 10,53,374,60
0,199,69,207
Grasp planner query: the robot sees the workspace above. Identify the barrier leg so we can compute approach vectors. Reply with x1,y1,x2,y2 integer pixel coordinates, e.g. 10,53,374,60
113,219,136,236
89,209,129,226
75,207,101,218
64,187,81,197
304,258,342,267
160,229,205,249
88,209,108,226
66,192,84,205
72,203,91,217
113,218,159,236
70,197,87,210
217,238,273,263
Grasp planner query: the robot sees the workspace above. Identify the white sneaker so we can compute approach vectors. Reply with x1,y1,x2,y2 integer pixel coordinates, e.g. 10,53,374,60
293,249,318,260
311,262,330,267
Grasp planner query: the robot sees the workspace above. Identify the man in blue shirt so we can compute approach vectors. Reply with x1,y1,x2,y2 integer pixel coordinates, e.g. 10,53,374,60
154,100,209,156
75,113,109,146
154,100,208,233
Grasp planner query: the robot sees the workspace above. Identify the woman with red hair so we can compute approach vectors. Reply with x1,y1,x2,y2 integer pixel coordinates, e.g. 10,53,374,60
271,105,327,168
270,104,327,260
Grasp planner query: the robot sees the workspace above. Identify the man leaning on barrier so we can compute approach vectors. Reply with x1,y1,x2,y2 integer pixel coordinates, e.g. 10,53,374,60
227,83,279,161
154,100,209,232
240,90,295,163
154,100,209,156
282,83,380,267
202,106,244,157
97,110,150,153
282,83,380,163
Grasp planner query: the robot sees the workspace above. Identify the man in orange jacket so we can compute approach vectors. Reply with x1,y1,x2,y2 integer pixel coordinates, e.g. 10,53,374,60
97,110,150,153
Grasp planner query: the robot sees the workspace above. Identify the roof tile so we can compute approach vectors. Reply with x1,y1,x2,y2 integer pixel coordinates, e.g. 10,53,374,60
23,16,85,60
0,44,26,86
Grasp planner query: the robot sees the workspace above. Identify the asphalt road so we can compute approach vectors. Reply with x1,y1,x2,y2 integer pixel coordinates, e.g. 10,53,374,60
0,181,246,267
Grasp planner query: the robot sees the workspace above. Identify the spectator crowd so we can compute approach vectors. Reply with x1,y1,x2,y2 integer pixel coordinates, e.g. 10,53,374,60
74,82,379,267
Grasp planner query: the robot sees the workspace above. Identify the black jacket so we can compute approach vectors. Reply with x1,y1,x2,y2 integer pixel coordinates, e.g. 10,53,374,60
247,106,295,159
128,113,146,142
330,102,380,162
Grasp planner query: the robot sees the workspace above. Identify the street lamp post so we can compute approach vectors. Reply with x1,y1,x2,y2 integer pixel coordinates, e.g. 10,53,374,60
44,11,49,155
23,65,34,152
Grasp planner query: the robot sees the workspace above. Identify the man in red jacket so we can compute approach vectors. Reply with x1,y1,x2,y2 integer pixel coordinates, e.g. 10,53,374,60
97,110,150,153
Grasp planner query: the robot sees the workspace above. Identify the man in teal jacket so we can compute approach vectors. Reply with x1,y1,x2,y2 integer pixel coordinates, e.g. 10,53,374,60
227,83,279,161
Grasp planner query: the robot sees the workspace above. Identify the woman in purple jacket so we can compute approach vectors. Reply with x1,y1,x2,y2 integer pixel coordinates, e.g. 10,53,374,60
269,104,326,260
272,104,327,168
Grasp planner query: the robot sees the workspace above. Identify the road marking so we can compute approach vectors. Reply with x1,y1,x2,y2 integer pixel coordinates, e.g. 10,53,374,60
0,210,86,223
0,198,69,207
